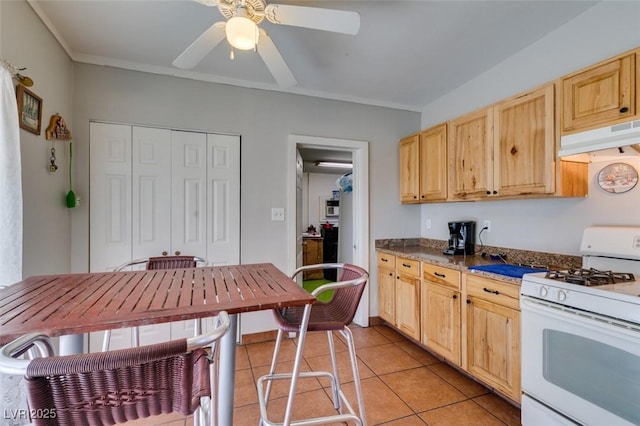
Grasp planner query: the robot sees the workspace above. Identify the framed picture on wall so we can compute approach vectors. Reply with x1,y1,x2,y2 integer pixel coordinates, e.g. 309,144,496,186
16,85,42,135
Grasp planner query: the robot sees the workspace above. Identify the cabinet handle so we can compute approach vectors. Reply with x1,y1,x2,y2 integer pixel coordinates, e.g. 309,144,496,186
402,263,412,268
493,190,498,195
162,251,168,256
413,196,417,199
486,191,491,195
620,106,629,113
389,272,393,277
381,257,388,262
483,287,500,295
466,299,471,304
452,294,458,300
434,272,446,278
174,251,181,255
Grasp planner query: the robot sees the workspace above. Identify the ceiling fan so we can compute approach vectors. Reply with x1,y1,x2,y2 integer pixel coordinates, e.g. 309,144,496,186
172,0,360,87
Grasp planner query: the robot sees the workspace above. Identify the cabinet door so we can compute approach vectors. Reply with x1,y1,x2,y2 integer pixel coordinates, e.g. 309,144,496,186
399,134,420,203
494,84,555,196
466,296,521,402
378,265,395,324
421,282,461,365
396,273,420,340
448,108,494,200
419,124,447,201
562,53,635,133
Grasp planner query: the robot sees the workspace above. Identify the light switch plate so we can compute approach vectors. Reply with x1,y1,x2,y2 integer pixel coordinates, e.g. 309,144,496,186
271,208,285,221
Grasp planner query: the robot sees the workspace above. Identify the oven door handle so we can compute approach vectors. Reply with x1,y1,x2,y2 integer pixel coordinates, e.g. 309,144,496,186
521,296,640,337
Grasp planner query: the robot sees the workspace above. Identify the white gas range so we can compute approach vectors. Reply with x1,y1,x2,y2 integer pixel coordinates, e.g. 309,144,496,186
520,226,640,426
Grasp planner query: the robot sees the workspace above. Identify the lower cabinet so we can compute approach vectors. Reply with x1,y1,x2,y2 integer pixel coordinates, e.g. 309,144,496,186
464,274,521,403
377,252,396,323
376,253,421,341
302,237,324,279
376,253,521,404
421,264,462,365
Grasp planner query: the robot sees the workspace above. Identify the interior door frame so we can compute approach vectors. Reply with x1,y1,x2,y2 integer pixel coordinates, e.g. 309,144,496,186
286,134,370,326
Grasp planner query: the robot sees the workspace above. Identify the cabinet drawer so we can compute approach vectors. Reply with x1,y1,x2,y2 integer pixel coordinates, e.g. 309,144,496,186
397,257,420,277
377,252,396,269
465,274,520,310
423,263,461,290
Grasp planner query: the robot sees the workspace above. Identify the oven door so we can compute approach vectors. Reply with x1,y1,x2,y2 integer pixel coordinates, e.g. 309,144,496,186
521,296,640,426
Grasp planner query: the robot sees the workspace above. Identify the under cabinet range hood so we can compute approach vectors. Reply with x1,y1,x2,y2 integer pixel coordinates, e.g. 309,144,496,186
559,118,640,158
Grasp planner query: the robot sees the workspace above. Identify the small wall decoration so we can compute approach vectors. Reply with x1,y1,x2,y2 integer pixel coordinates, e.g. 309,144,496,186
16,85,42,135
597,162,638,194
45,114,72,141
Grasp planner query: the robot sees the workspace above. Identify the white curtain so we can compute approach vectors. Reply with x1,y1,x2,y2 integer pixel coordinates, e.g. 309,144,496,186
0,66,22,287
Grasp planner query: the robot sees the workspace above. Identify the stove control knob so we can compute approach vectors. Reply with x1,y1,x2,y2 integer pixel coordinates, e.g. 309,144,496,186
557,290,567,302
539,286,548,298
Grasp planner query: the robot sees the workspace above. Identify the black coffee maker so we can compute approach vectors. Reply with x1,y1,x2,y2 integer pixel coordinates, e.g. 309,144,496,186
444,221,476,255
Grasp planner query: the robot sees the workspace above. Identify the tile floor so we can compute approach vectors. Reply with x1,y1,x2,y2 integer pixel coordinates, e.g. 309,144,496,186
126,324,521,425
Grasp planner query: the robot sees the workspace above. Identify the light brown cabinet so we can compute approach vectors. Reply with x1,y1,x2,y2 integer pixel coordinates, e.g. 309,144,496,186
561,51,637,134
395,258,421,340
302,237,323,279
464,274,521,403
377,253,420,341
399,134,420,203
449,84,556,200
421,263,461,365
377,252,396,324
399,124,448,203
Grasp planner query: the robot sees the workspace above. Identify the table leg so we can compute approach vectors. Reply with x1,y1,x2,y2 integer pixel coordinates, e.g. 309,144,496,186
218,313,238,425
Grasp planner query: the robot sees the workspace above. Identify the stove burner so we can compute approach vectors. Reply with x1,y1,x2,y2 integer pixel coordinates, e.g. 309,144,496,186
545,268,635,286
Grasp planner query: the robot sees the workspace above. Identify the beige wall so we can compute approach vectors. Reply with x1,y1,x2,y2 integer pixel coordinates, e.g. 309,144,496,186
420,1,640,255
1,0,74,277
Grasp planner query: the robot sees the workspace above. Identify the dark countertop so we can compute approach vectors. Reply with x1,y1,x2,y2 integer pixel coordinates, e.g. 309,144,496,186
376,238,582,285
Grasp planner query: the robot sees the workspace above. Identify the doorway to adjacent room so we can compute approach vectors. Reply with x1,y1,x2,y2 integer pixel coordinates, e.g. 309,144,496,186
286,135,370,326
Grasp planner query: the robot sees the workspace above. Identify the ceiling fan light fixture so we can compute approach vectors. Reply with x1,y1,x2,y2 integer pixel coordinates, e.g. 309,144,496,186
225,9,259,51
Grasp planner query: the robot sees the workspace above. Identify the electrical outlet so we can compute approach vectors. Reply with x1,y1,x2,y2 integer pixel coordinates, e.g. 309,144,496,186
271,208,285,221
483,220,491,232
425,219,432,230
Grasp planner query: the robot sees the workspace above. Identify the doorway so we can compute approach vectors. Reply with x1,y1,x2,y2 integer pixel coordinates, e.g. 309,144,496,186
286,135,370,326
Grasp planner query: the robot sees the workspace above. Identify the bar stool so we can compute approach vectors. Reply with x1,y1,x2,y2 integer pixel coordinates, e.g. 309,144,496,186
256,263,369,426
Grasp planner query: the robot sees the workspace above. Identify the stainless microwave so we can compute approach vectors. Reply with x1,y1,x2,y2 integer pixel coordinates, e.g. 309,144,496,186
326,199,339,217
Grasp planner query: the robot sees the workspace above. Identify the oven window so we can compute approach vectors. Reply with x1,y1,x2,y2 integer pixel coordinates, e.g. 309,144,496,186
543,330,640,425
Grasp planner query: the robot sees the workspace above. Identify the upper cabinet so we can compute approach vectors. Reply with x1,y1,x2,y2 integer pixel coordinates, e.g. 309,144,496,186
449,84,556,201
448,109,494,200
561,51,637,134
399,133,420,203
399,124,448,203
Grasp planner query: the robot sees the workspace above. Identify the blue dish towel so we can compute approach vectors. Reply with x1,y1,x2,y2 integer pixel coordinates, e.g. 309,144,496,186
467,264,546,278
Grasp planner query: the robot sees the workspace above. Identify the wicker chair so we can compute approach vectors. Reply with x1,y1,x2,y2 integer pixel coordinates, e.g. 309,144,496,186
0,311,230,426
256,263,369,426
101,255,207,352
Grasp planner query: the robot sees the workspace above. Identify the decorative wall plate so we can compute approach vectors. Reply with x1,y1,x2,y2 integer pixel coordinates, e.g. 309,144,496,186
597,163,638,194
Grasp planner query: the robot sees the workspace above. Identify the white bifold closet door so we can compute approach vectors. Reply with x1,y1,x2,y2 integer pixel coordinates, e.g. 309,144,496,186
89,122,240,351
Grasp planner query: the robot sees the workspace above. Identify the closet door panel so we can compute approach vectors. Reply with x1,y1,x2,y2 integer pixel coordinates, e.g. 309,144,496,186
207,134,241,265
132,127,172,259
171,131,208,258
90,122,132,272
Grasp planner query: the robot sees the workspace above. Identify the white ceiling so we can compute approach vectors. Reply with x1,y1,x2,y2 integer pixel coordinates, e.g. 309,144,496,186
28,0,598,112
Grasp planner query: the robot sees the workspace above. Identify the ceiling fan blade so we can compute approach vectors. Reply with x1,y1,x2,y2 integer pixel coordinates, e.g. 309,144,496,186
257,29,296,87
192,0,220,7
172,22,226,69
264,4,360,35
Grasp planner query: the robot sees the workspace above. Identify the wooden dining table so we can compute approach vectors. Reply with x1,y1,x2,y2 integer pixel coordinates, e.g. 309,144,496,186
0,262,316,425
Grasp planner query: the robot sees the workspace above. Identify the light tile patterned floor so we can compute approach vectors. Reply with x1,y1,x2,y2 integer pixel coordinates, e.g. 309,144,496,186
124,324,521,425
